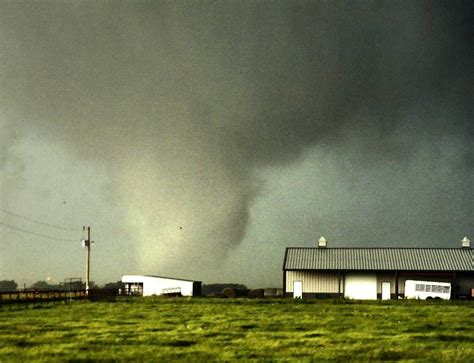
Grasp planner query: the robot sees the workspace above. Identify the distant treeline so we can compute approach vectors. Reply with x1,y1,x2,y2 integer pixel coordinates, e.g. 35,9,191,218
0,280,17,292
0,279,101,292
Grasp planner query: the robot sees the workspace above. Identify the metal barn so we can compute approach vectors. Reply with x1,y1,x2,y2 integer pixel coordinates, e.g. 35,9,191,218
122,275,202,297
283,239,473,300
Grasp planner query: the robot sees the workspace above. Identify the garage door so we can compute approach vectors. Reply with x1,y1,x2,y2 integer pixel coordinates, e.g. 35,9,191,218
344,273,377,300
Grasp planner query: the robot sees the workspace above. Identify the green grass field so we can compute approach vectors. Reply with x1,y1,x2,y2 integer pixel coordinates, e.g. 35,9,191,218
0,298,472,361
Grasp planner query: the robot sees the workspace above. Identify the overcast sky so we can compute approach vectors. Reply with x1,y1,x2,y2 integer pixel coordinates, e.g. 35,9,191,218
0,1,473,288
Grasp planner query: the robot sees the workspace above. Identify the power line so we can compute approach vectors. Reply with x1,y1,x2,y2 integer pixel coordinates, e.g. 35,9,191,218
0,221,78,242
0,208,80,231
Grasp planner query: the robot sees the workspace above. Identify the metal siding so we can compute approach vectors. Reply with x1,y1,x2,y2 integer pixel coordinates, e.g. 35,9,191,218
285,271,339,293
284,248,473,271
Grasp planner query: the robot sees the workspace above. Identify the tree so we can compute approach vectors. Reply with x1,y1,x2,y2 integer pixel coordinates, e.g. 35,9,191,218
0,280,17,292
30,281,60,291
103,281,122,290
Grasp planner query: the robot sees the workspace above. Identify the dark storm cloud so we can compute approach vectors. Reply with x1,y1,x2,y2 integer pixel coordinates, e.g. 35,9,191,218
0,1,472,279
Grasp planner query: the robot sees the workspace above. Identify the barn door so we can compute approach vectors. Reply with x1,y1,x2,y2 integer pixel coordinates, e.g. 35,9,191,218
381,282,391,300
293,281,303,299
344,273,377,300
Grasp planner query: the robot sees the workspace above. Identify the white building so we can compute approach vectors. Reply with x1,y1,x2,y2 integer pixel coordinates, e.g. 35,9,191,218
122,275,202,297
283,238,473,300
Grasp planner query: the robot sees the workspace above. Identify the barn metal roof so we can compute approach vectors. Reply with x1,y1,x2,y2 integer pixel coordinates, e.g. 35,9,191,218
284,248,473,271
122,275,201,283
144,275,202,283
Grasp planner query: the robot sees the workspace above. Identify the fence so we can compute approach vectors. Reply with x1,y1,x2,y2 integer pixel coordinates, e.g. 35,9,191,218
0,290,87,309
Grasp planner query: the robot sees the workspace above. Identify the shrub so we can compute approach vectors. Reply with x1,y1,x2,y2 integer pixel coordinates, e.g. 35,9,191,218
234,289,250,297
248,289,264,299
202,283,247,296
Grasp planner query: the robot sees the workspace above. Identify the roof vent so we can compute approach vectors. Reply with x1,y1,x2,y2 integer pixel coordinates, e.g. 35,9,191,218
318,236,327,248
461,236,470,249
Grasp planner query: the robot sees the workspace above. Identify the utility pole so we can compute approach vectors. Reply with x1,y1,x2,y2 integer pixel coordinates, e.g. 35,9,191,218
82,226,93,294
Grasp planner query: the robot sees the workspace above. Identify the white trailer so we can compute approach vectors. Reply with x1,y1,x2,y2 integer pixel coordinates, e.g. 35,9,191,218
404,280,451,300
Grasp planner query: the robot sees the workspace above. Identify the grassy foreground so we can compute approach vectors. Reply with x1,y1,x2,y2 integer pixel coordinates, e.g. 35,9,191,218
0,298,473,361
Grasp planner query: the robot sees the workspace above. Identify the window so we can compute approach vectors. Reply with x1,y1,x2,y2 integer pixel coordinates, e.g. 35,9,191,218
415,284,425,292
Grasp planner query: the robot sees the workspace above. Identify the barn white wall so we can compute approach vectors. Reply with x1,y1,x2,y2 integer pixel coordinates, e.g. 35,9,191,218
284,270,469,299
143,276,194,296
285,271,339,293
